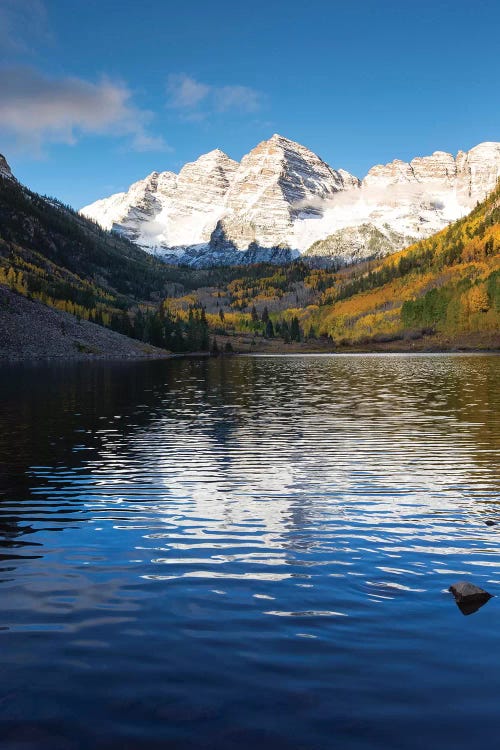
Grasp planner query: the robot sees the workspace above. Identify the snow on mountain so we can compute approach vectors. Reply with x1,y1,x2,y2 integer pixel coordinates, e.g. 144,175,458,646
0,154,15,181
305,224,411,266
213,134,359,251
83,149,238,251
301,142,500,263
80,137,500,267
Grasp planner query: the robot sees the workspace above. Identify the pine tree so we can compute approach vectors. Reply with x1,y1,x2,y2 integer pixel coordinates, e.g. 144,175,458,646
281,320,290,343
265,319,274,338
290,316,301,342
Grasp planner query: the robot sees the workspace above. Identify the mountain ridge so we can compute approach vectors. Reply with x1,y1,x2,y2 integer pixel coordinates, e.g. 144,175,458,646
81,135,500,268
1,150,498,356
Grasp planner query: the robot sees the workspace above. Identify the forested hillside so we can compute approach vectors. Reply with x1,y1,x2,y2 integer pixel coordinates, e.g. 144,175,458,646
0,170,213,353
163,181,500,351
308,180,500,347
1,158,498,356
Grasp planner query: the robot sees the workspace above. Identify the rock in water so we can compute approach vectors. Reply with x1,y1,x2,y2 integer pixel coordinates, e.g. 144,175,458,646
449,581,493,616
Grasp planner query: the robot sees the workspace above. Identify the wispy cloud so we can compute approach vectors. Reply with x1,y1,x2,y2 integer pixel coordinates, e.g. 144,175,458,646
131,132,170,153
167,74,262,119
167,74,211,109
0,67,169,155
213,85,261,113
0,0,50,55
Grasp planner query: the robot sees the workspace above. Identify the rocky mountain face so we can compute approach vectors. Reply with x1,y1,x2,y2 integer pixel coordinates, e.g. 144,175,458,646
0,154,15,181
81,137,500,267
304,224,411,266
214,135,359,252
84,149,239,249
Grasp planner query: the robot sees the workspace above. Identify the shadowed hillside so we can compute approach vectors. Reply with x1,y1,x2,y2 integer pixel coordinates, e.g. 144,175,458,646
0,161,213,355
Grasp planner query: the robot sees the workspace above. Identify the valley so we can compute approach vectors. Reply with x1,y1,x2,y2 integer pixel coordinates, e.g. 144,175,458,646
1,144,499,359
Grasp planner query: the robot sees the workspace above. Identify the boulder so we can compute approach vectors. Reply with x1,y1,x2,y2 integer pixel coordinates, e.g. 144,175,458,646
449,581,493,616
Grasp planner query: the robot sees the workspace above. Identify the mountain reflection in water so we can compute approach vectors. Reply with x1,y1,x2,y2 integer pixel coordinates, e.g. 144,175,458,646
0,354,499,750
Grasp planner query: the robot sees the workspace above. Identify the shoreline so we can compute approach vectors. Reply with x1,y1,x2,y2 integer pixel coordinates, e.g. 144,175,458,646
2,347,498,365
210,329,500,356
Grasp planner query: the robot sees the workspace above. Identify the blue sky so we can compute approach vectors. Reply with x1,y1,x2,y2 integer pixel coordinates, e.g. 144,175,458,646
1,0,499,208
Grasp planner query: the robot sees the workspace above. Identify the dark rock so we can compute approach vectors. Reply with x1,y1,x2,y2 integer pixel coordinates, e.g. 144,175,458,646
449,581,492,602
449,581,493,616
485,520,496,526
454,599,491,616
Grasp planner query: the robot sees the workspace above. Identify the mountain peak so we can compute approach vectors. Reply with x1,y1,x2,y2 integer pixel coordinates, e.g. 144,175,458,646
266,133,305,149
197,147,232,161
80,136,500,266
179,149,239,178
0,154,15,181
466,141,500,157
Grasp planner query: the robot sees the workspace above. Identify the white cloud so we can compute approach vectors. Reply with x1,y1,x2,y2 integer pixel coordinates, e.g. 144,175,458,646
167,74,262,118
167,74,211,109
0,67,169,154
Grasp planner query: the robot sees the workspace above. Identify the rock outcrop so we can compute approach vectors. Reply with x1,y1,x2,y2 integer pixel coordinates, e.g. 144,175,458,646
0,154,15,181
304,223,411,265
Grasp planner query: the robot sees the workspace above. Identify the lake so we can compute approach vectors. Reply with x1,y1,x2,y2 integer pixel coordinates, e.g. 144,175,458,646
0,354,499,750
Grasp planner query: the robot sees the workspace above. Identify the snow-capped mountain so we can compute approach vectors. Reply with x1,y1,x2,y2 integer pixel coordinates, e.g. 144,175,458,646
84,148,238,249
81,136,500,267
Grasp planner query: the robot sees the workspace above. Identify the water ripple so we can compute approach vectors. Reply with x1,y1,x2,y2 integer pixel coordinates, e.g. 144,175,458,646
0,354,499,750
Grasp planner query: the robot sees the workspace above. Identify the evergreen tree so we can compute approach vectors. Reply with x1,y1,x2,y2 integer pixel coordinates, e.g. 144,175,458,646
281,320,290,343
290,316,301,342
133,309,145,340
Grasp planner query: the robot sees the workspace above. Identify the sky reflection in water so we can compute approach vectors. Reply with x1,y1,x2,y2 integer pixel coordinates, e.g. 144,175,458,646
0,354,499,750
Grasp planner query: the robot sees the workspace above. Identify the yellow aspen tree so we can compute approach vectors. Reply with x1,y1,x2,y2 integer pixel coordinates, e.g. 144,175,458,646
468,285,490,313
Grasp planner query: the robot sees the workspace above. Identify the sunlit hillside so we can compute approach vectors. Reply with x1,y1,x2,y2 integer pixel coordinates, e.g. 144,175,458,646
308,179,500,347
167,181,500,351
1,163,499,353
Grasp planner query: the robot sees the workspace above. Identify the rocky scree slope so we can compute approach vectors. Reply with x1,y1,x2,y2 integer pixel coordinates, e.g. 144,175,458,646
0,285,168,360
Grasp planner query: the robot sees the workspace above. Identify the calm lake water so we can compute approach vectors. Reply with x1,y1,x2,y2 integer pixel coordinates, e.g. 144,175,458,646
0,354,499,750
